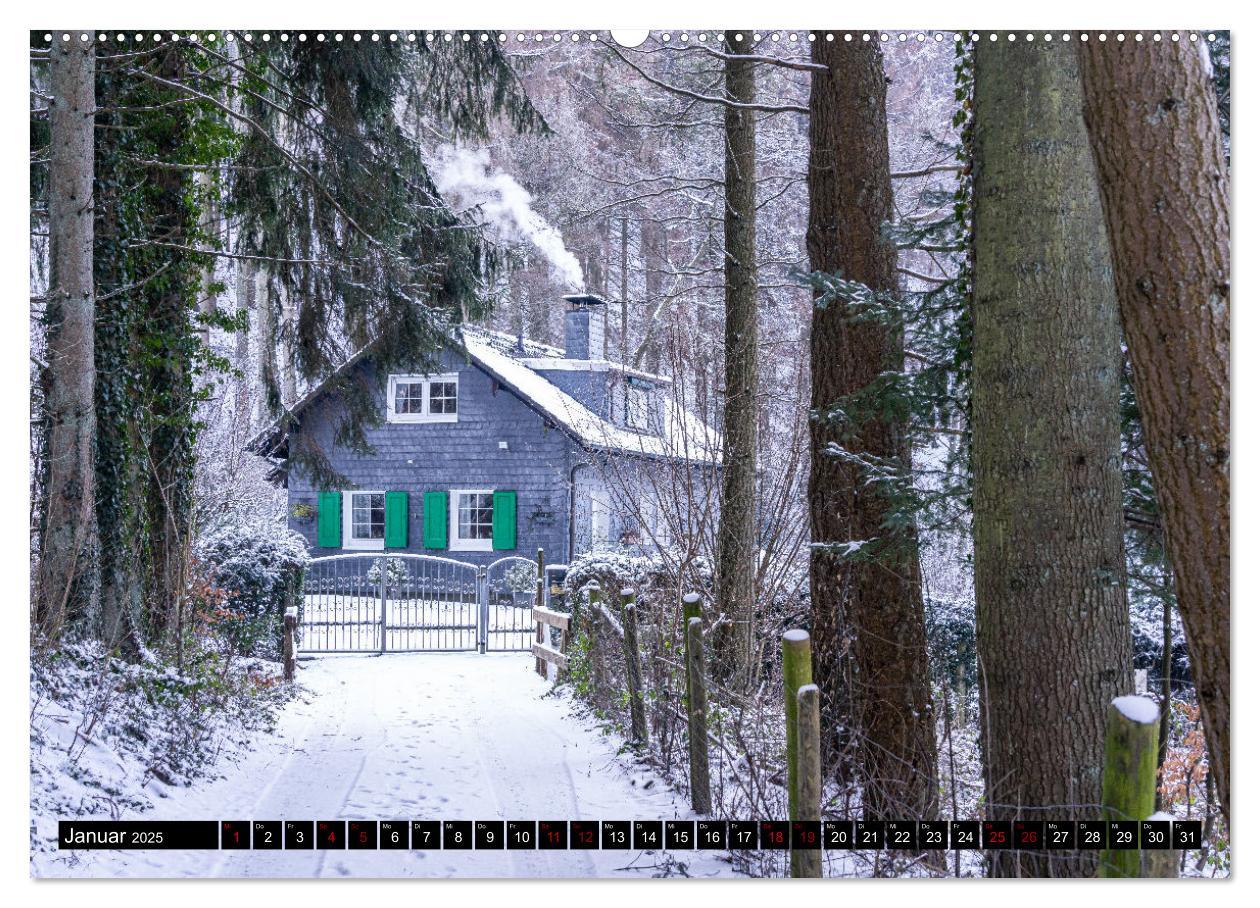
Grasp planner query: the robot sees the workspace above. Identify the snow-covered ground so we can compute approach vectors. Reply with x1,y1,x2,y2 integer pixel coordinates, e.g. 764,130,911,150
34,653,738,879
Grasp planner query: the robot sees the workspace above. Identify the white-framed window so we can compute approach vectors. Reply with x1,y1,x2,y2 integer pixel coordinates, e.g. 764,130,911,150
387,373,459,423
642,496,672,549
590,489,612,551
450,489,494,551
626,383,653,432
343,490,386,551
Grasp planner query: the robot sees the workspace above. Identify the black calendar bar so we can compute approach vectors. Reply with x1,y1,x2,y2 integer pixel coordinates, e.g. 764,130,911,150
58,821,219,849
55,818,1203,851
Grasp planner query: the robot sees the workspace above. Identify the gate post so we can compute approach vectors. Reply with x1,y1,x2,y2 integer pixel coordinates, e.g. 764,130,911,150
378,559,388,654
478,566,489,654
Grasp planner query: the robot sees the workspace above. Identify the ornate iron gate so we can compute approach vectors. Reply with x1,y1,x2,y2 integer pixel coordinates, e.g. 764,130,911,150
299,553,539,654
484,556,540,652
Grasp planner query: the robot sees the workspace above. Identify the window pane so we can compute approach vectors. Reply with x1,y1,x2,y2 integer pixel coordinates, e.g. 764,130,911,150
395,382,424,414
429,381,457,415
627,386,652,430
351,493,385,539
457,492,494,540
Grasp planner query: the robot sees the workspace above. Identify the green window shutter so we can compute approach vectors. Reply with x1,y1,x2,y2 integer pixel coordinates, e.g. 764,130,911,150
316,491,342,548
385,491,409,548
492,490,517,550
423,491,448,549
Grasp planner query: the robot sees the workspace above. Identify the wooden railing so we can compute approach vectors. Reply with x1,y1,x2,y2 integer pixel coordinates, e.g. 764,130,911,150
532,605,570,674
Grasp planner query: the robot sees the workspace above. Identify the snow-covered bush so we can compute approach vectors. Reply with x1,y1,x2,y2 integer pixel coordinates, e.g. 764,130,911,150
366,557,408,597
503,560,537,595
193,522,308,659
563,549,713,607
30,634,290,861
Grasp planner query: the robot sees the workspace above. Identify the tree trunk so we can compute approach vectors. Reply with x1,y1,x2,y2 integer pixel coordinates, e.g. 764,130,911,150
805,39,939,820
711,30,759,686
256,269,280,414
38,33,99,639
1078,37,1230,828
233,258,255,431
143,44,197,644
619,212,630,363
279,281,298,406
972,40,1132,877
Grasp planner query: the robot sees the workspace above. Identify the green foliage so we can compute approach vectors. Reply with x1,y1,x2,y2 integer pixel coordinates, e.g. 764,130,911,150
225,36,546,483
924,595,977,689
32,33,545,646
82,42,240,644
797,37,974,566
1206,31,1230,165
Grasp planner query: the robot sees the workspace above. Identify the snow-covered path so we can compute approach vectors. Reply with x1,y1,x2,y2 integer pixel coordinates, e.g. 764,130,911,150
36,653,736,879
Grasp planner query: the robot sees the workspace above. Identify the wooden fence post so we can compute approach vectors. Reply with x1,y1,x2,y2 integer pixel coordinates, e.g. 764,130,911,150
1141,812,1180,878
283,606,297,682
794,683,823,879
1100,695,1160,878
621,588,649,746
686,614,712,814
587,585,608,692
782,630,813,825
534,548,546,677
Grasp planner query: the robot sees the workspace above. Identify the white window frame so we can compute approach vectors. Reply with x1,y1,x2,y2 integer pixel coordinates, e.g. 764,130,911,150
642,495,672,549
625,383,653,432
590,489,612,551
343,489,386,551
450,488,495,552
387,373,459,424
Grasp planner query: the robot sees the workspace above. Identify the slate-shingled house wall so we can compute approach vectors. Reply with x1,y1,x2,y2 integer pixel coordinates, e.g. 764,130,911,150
285,347,575,567
260,295,720,567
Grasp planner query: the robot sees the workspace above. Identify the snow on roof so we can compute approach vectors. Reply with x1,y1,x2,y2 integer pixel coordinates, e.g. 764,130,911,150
248,323,721,467
519,356,672,384
459,327,720,464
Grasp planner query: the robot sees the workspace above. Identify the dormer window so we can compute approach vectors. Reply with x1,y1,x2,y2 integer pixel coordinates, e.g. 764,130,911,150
626,380,654,432
387,373,459,424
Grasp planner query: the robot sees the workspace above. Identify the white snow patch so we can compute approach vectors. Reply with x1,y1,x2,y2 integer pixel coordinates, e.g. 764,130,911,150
1112,695,1160,725
35,653,737,879
782,629,810,643
681,593,702,605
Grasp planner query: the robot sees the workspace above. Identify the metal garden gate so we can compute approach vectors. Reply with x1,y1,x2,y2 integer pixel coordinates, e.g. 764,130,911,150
299,553,537,654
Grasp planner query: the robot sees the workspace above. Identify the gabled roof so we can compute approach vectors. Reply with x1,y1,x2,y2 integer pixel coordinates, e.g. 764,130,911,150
247,325,721,467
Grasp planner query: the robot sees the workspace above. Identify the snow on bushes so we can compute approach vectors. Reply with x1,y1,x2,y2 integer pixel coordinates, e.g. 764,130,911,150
193,521,308,660
563,549,713,609
30,635,289,863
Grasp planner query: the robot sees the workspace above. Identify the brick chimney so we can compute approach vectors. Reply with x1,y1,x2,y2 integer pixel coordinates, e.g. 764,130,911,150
562,293,607,360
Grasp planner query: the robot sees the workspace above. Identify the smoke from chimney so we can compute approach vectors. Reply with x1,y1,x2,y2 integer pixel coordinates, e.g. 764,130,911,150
431,146,584,290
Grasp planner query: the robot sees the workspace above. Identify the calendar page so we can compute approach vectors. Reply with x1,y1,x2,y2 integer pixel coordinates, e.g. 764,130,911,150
26,15,1230,884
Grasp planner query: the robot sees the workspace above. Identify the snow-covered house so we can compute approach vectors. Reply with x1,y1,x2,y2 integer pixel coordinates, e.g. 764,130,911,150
251,295,720,565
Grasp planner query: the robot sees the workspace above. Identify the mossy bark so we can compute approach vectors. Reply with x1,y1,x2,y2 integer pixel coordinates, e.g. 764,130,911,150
712,30,759,688
686,617,712,814
782,631,812,824
38,34,99,639
972,40,1132,878
805,38,938,819
1099,702,1158,877
1078,37,1231,828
